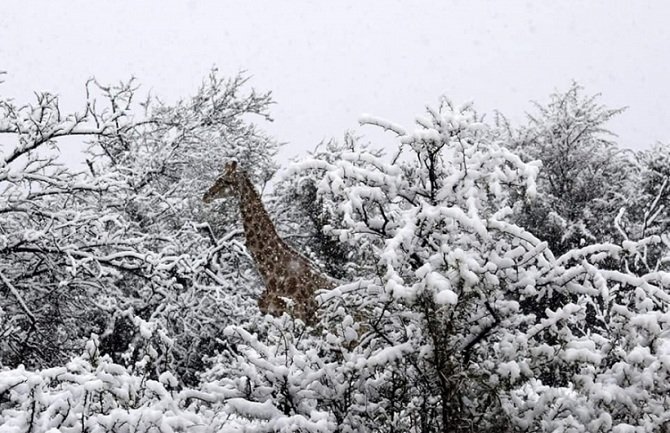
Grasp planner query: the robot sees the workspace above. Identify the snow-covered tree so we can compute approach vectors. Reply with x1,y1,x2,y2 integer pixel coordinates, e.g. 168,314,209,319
503,83,636,254
0,83,166,369
88,70,278,235
614,142,670,273
0,71,278,386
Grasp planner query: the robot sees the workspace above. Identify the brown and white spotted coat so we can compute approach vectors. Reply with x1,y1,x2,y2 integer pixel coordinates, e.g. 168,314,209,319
203,161,333,322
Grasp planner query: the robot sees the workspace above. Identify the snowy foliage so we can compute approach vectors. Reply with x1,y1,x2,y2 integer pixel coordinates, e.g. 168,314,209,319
278,97,670,431
0,72,274,383
503,83,637,254
270,134,378,280
0,336,198,432
2,75,670,432
0,85,162,368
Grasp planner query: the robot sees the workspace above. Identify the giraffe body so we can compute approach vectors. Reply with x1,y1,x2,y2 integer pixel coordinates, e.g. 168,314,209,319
204,161,333,322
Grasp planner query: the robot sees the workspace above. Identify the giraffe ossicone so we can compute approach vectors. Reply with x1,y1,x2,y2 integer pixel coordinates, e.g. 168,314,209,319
203,160,334,322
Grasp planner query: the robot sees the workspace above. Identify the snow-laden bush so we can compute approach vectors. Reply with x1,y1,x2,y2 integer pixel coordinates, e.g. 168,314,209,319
0,336,206,432
275,98,539,431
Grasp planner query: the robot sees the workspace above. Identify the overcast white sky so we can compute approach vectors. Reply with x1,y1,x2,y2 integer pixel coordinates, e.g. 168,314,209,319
1,1,669,165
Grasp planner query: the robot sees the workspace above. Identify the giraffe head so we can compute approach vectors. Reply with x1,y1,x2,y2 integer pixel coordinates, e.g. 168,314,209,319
203,161,240,203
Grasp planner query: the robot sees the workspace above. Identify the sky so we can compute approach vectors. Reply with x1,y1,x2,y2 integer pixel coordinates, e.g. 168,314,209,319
1,1,669,167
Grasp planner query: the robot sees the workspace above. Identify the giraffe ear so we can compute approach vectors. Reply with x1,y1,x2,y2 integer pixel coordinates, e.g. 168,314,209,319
225,160,238,172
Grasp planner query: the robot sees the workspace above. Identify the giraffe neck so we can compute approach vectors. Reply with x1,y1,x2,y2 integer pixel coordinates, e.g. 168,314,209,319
236,172,288,279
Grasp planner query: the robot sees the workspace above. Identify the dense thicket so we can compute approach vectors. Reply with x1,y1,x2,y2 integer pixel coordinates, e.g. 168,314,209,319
1,75,669,432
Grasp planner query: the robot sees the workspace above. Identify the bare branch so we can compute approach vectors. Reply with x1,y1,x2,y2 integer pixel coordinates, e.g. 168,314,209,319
0,270,36,325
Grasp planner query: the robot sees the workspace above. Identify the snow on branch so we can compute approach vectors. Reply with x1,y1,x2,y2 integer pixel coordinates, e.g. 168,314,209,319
359,113,407,136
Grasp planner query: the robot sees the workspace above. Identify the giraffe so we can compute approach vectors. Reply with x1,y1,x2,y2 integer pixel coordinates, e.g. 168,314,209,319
203,161,334,322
